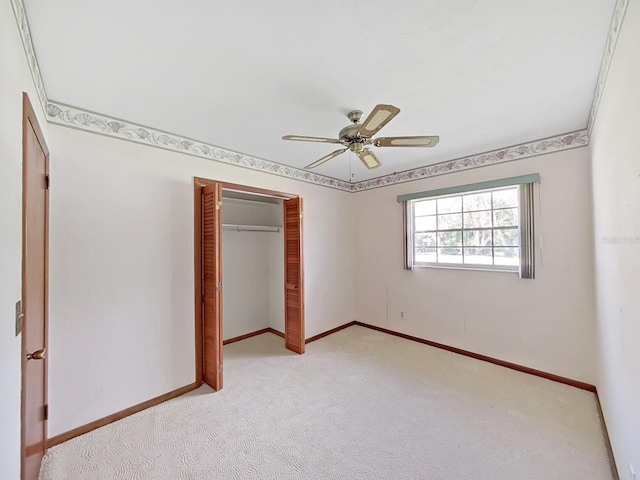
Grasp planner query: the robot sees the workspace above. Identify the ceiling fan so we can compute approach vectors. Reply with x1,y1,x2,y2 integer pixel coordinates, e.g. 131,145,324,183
282,104,439,170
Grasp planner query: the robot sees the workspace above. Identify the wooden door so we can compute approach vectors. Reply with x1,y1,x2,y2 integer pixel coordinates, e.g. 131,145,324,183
202,183,223,390
283,198,305,354
21,93,49,480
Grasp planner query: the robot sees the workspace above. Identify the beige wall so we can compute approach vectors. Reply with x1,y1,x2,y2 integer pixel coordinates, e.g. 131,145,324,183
590,0,640,475
48,125,599,438
46,124,357,436
353,147,597,384
0,1,50,476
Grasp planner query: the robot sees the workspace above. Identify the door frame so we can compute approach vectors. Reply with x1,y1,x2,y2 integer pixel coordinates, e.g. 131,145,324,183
21,92,50,479
193,178,304,386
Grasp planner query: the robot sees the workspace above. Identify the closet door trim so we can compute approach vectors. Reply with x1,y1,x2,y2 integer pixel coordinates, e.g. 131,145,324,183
193,178,304,390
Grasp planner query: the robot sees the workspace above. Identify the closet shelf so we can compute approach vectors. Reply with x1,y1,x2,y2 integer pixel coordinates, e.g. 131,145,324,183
222,224,282,233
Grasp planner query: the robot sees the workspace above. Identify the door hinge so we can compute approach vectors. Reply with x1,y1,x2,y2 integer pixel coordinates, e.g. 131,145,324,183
45,174,50,190
216,282,222,292
218,364,223,374
43,404,48,421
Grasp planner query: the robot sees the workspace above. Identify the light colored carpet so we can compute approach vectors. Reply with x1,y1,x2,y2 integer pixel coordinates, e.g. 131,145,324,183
40,326,613,479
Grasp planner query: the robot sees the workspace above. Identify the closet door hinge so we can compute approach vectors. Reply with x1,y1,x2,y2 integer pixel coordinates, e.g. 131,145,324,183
45,174,50,190
43,404,48,421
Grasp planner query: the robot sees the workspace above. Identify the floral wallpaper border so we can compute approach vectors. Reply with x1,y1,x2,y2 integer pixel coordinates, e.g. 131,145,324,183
47,101,589,192
46,101,355,191
9,0,47,112
350,130,589,191
10,0,628,192
588,0,630,134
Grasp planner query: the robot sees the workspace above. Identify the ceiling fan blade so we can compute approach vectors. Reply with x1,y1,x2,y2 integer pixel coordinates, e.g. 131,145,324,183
357,104,401,137
374,136,440,148
304,148,348,169
356,149,382,170
282,135,342,144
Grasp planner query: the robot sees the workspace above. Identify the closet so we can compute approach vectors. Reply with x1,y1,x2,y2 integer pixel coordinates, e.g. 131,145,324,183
221,191,284,341
195,178,304,390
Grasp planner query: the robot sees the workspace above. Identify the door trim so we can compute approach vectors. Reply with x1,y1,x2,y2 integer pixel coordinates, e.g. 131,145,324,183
21,92,50,479
193,178,205,385
193,178,302,387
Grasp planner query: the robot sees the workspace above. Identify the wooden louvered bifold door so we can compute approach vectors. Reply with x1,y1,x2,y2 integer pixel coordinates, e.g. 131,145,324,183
202,183,223,390
283,198,305,354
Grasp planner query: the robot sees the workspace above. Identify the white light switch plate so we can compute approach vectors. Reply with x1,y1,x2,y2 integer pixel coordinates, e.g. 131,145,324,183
15,300,23,336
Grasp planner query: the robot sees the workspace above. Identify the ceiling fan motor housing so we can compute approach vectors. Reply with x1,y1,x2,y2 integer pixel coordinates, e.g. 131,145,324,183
339,123,364,141
340,109,368,143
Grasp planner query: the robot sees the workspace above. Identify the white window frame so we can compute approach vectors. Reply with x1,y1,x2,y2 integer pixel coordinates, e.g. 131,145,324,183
406,186,520,272
399,174,539,278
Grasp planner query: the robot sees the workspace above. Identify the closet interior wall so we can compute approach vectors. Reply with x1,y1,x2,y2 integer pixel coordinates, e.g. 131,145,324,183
221,196,284,340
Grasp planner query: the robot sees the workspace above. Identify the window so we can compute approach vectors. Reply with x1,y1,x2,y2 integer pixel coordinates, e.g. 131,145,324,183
410,186,520,269
399,175,538,277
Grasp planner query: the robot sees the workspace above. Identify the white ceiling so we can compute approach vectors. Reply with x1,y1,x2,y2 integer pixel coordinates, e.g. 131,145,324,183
26,0,614,182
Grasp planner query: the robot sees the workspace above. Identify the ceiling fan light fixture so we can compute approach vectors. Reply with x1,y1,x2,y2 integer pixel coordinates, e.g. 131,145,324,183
350,142,365,153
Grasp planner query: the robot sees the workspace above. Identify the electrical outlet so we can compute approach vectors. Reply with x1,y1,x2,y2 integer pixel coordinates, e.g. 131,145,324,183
630,462,636,480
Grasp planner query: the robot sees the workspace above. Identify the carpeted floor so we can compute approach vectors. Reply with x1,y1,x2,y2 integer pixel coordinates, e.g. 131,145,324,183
39,326,613,479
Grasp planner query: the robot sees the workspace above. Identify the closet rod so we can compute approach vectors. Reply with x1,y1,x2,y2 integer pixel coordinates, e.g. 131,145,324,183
222,224,282,233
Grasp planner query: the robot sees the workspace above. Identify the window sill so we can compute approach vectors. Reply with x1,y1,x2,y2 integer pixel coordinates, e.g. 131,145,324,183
411,263,519,274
